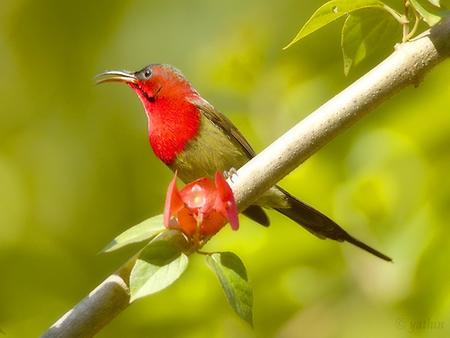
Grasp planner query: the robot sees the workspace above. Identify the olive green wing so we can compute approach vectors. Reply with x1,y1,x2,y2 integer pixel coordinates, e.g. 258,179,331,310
191,98,256,159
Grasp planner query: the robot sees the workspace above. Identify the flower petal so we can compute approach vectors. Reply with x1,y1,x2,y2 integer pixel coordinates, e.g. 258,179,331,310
200,211,227,237
180,177,216,212
214,171,239,230
163,172,184,228
176,207,197,236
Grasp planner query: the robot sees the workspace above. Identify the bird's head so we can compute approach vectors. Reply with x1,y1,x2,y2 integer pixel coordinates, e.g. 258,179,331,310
96,64,198,111
96,64,203,164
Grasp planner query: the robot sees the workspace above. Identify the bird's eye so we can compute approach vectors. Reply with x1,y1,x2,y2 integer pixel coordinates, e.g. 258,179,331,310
144,68,151,78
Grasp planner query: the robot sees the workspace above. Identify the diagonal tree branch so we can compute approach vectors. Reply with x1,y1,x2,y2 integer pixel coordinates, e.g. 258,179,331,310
230,19,450,211
42,18,450,338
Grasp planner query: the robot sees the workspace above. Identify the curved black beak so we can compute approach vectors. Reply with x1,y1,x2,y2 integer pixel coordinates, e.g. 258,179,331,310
95,70,137,85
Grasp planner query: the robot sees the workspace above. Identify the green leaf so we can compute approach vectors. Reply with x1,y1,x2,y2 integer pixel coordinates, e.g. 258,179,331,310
206,252,253,326
284,0,401,49
410,0,442,25
129,231,188,302
427,0,440,7
341,10,398,75
101,214,165,253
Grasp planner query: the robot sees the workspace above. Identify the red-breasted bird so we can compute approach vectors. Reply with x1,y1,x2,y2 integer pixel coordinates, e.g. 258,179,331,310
96,64,391,261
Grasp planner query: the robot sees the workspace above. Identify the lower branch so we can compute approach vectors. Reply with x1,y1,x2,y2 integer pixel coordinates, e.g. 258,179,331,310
42,259,134,338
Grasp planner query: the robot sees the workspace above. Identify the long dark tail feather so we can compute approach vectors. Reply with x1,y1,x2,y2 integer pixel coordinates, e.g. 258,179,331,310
274,187,392,262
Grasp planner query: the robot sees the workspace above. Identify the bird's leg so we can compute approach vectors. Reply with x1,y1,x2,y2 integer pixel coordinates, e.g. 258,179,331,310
223,167,238,183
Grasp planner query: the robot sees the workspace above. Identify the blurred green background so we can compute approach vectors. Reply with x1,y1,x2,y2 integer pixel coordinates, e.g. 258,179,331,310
1,0,449,337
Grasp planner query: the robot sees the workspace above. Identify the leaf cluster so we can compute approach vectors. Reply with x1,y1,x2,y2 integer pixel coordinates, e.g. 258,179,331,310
285,0,449,74
101,215,253,325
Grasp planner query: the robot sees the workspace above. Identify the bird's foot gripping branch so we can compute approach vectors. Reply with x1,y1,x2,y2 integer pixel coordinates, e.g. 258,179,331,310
101,171,253,325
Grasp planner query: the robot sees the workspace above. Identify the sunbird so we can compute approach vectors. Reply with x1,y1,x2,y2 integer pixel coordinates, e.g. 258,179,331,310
96,64,391,261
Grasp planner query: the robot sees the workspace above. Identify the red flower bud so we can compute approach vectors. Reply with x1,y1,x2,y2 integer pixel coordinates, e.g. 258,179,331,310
163,172,239,242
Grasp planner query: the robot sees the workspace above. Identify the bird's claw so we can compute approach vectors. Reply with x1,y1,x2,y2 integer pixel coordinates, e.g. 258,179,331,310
223,167,238,183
